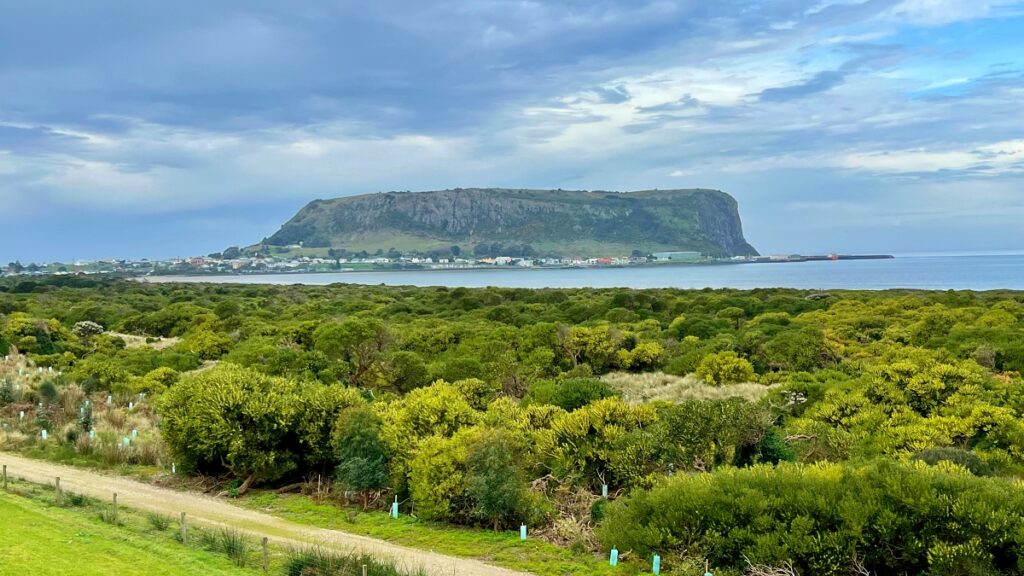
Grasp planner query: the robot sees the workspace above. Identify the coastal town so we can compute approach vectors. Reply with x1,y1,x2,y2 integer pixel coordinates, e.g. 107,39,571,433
1,249,704,277
1,249,892,278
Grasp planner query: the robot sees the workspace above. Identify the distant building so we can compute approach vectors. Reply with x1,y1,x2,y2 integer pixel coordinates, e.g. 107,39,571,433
652,251,702,261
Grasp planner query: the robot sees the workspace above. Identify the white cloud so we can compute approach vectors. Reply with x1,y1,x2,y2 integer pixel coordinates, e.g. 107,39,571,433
840,140,1024,174
920,77,970,90
881,0,1024,25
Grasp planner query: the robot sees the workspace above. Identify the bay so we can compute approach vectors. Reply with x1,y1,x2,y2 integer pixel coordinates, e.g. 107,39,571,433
143,254,1024,290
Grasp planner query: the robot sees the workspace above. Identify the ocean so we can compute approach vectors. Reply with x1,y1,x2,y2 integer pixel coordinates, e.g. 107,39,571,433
144,254,1024,291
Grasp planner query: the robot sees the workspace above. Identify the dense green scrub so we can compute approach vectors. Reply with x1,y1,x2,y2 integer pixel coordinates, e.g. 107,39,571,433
4,277,1024,573
600,460,1024,575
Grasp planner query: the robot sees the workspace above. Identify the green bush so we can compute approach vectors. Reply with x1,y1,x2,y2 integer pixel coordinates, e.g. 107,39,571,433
913,447,993,477
0,379,14,405
334,406,390,507
465,431,530,531
146,512,171,531
161,363,362,483
696,351,755,386
524,377,616,412
284,547,424,576
599,460,1024,575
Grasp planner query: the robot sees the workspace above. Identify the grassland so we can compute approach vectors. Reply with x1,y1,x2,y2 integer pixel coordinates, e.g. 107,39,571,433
0,491,254,576
0,478,428,576
601,371,778,404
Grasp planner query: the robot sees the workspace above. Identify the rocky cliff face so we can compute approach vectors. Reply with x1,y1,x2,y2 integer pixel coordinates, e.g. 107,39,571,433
264,188,758,257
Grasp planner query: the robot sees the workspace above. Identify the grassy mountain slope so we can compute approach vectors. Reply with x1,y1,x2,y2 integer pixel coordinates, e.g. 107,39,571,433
263,188,758,257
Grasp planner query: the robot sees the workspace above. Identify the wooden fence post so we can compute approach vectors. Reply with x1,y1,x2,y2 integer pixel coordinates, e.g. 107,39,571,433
180,512,188,544
262,537,269,572
55,476,62,506
112,492,118,523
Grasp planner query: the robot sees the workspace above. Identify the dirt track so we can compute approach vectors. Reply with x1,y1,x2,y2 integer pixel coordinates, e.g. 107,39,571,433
0,452,530,576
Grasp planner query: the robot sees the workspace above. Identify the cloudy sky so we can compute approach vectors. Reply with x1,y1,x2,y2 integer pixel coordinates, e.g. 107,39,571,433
1,1,1022,262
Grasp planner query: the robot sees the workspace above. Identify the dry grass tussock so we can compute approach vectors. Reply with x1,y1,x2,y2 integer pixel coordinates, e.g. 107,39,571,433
601,372,779,404
106,332,180,350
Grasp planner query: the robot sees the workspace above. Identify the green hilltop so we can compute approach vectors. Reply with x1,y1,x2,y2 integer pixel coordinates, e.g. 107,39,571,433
261,188,758,258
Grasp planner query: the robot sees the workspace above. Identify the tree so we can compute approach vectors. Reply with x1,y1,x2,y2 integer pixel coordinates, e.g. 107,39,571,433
696,351,755,386
313,317,389,387
181,329,232,360
222,246,242,259
72,320,105,340
717,306,746,330
334,407,390,508
466,431,528,531
383,350,431,393
450,245,461,257
617,341,665,371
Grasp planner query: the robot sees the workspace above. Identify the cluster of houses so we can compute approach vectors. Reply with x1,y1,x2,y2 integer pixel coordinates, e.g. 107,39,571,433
2,250,715,278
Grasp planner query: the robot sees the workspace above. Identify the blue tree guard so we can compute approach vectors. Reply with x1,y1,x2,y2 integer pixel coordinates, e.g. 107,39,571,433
520,524,527,540
390,497,399,519
609,548,619,566
602,484,609,498
652,554,661,574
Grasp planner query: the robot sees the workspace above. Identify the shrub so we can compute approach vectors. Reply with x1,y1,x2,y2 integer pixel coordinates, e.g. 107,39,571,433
160,363,304,482
408,432,471,521
284,547,423,576
0,379,14,405
696,351,755,386
465,431,529,531
524,378,616,412
202,528,250,567
599,460,1024,576
146,512,171,531
913,447,992,477
37,380,58,404
334,406,390,508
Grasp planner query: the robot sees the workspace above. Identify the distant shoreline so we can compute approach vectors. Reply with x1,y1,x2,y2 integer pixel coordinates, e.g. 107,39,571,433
133,254,896,282
136,259,744,282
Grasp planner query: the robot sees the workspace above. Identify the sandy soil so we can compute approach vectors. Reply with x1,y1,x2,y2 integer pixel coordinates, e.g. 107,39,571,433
0,451,529,576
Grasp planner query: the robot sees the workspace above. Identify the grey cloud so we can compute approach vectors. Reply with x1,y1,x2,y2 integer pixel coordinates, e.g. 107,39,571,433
637,95,701,113
758,70,848,101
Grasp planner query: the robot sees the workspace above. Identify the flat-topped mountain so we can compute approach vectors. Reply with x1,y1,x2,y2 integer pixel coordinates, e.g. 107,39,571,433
263,188,758,258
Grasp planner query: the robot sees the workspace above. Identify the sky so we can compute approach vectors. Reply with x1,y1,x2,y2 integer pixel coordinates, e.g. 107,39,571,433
1,1,1022,262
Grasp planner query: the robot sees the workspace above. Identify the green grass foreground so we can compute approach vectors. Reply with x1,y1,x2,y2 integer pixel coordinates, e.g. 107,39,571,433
240,491,629,576
0,480,425,576
0,492,251,576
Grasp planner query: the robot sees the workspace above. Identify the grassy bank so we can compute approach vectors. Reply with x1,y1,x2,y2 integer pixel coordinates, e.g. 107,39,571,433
240,492,628,576
0,478,423,576
0,490,252,575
